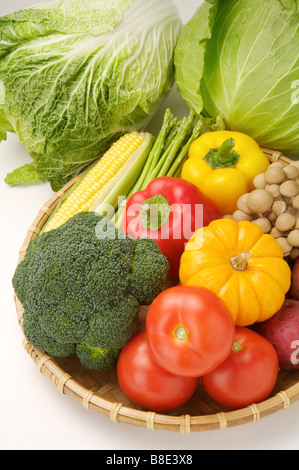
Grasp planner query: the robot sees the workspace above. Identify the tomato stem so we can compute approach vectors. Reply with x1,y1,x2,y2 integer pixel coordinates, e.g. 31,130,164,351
232,342,242,352
175,325,188,341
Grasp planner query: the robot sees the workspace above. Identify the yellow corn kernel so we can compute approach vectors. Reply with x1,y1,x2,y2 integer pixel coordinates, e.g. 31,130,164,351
44,132,145,231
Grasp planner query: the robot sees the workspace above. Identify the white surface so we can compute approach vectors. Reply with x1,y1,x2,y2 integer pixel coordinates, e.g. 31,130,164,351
1,0,299,451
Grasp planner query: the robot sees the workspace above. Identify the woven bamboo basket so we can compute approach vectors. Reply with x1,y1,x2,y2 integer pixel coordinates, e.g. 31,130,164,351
14,147,299,433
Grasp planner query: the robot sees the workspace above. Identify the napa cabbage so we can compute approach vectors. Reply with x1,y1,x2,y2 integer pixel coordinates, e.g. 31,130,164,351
174,0,299,156
1,0,182,190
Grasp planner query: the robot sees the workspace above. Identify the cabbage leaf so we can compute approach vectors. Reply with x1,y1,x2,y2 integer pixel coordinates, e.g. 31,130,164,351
1,0,182,190
174,0,299,156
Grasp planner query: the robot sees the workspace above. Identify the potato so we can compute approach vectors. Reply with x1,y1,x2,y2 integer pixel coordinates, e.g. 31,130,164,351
253,299,299,370
290,257,299,301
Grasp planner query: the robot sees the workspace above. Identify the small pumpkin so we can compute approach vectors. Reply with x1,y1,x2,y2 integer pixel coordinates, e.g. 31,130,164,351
179,218,291,326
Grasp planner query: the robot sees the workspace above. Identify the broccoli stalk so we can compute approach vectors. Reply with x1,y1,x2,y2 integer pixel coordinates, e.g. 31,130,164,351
13,212,169,370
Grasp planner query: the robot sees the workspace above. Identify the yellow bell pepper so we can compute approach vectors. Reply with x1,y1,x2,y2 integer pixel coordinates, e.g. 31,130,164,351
181,130,270,215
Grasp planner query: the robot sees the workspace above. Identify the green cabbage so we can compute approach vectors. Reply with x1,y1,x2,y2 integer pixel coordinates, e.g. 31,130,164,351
174,0,299,156
1,0,182,190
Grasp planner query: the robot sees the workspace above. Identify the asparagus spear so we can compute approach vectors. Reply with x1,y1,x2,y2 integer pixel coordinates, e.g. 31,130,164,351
112,109,208,228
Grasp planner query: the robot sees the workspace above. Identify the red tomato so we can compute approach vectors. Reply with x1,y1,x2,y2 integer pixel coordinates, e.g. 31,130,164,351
146,285,235,378
117,331,199,412
201,327,280,410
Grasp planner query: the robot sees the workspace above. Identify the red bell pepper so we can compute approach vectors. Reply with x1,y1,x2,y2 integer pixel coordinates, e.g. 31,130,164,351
121,176,220,277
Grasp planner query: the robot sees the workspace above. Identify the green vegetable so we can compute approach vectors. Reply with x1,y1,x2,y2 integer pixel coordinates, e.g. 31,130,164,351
1,0,182,191
13,211,169,370
76,343,121,371
101,108,221,228
174,0,299,156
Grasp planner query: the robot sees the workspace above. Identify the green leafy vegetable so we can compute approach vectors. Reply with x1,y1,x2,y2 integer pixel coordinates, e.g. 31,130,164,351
0,0,182,190
174,0,299,156
174,0,218,116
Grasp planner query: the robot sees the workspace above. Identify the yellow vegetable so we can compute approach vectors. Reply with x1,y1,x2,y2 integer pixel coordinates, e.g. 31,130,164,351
181,131,270,215
179,218,291,326
44,132,154,231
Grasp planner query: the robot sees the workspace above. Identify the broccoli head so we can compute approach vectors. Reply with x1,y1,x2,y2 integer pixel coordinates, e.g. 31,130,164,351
13,212,169,370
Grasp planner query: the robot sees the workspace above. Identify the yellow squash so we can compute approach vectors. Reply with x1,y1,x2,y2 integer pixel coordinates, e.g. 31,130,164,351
179,218,291,326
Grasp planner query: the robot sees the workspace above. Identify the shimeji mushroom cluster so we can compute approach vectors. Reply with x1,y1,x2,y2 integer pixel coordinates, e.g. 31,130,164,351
227,161,299,258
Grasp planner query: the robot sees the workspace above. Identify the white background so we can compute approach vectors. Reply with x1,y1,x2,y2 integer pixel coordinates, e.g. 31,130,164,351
1,0,299,451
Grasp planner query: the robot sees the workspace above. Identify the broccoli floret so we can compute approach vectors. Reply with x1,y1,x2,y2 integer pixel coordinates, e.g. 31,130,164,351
129,238,171,305
82,294,140,349
76,343,121,371
23,310,75,358
13,212,169,370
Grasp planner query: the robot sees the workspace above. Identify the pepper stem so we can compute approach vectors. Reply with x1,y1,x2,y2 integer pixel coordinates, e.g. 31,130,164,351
139,194,171,231
230,252,250,271
204,138,240,169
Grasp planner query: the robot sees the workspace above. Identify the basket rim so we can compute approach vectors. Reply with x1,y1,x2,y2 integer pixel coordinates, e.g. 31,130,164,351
14,147,299,433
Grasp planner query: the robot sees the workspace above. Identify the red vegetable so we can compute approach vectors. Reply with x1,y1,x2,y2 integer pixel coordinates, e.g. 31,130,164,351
146,285,235,378
121,176,220,277
290,257,299,301
117,331,199,412
201,327,279,410
253,298,299,370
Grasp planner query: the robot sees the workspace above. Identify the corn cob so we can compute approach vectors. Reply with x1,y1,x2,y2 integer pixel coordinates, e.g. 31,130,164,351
44,132,152,232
